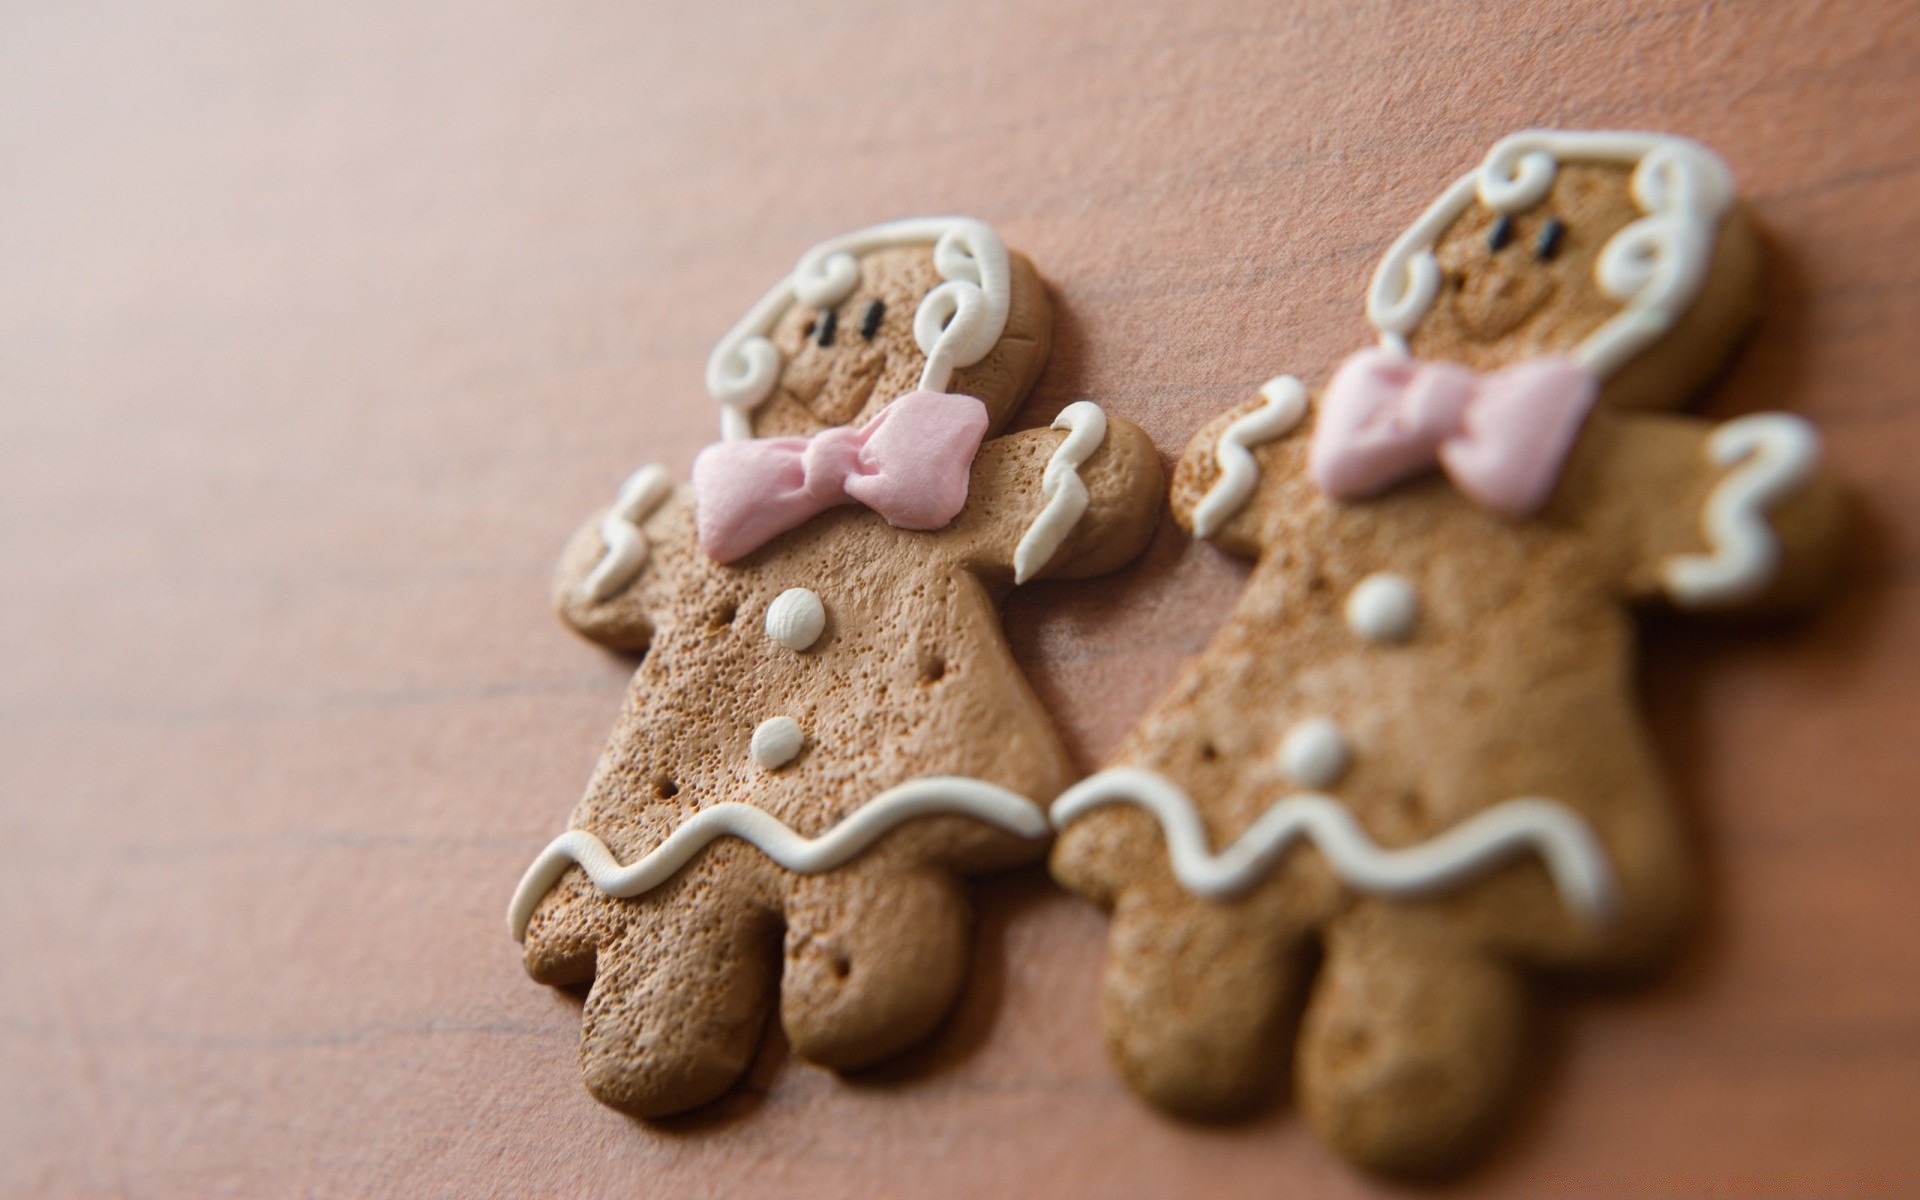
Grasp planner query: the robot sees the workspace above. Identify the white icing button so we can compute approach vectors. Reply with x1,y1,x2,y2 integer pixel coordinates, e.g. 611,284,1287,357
765,588,826,652
1345,572,1419,643
1280,718,1349,790
749,717,804,770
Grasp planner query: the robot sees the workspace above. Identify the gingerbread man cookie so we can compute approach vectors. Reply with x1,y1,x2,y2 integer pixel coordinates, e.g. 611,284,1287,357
511,218,1163,1117
1050,132,1844,1174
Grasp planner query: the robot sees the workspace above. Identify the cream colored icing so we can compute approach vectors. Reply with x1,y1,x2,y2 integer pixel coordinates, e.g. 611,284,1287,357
1662,413,1820,607
509,776,1050,940
1367,130,1736,380
749,716,804,770
1191,375,1308,540
1012,401,1109,585
1345,571,1419,642
705,218,1012,441
1051,767,1616,922
1278,718,1349,789
764,587,826,652
581,464,673,602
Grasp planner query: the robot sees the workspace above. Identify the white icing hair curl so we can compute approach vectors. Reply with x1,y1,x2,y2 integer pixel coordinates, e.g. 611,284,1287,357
1366,130,1737,378
704,217,1012,440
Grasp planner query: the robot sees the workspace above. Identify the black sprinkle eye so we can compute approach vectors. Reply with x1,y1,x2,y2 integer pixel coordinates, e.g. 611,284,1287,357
859,299,885,340
816,308,838,348
1488,214,1514,251
1535,218,1566,261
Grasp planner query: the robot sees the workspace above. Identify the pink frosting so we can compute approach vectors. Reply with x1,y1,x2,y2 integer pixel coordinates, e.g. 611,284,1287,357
1308,348,1598,518
691,390,990,563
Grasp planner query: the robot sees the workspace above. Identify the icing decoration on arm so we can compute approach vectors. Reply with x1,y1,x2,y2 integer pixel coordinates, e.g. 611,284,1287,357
508,776,1048,940
1367,130,1735,379
691,390,989,563
1012,401,1109,584
1309,348,1598,518
1662,413,1821,607
581,464,673,602
1051,767,1616,923
705,218,1011,441
1191,375,1309,540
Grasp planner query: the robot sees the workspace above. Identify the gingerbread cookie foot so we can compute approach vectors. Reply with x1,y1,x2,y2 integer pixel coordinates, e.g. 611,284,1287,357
1298,908,1525,1177
780,866,971,1071
576,893,779,1119
1102,888,1309,1119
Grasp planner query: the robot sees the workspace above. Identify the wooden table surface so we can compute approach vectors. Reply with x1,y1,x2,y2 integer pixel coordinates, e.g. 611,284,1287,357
4,2,1917,1195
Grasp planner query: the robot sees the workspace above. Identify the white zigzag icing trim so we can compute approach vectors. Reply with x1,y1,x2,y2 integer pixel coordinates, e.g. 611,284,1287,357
509,776,1049,940
1662,413,1821,608
1190,376,1309,540
1013,401,1109,584
581,464,673,602
1052,767,1616,922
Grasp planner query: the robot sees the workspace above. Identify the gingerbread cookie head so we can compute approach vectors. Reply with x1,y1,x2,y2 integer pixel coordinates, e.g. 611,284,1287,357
706,218,1051,441
1372,130,1761,412
691,220,1061,566
1295,132,1777,523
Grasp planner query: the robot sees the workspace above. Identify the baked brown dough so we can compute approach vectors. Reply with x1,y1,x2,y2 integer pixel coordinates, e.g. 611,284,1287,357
1051,134,1845,1175
519,235,1164,1117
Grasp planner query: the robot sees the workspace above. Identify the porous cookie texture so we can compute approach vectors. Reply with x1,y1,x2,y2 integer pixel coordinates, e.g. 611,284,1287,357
519,227,1163,1118
1050,132,1845,1176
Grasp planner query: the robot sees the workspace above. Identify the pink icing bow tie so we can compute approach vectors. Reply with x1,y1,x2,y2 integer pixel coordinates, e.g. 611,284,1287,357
691,390,990,563
1308,348,1600,518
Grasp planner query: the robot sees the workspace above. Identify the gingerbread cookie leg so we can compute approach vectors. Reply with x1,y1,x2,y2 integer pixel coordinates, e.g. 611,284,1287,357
780,865,970,1070
1297,904,1526,1177
1102,887,1312,1118
521,868,615,987
573,888,780,1117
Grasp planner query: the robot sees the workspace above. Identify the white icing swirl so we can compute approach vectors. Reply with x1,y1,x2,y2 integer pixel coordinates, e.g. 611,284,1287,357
1366,130,1736,378
581,465,673,602
705,218,1012,441
508,776,1049,940
1012,401,1109,584
1052,767,1616,922
1191,375,1309,540
1663,413,1821,607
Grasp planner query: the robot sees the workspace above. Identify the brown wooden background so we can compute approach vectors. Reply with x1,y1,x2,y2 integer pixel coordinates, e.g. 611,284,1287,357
3,2,1917,1196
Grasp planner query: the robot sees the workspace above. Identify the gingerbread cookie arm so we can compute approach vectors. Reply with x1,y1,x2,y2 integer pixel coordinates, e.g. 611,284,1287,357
1170,376,1314,560
945,403,1164,584
1606,411,1845,611
552,471,692,652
